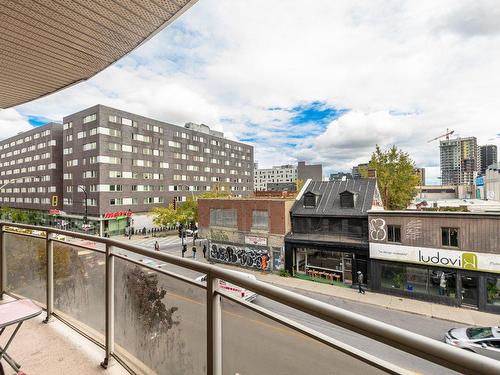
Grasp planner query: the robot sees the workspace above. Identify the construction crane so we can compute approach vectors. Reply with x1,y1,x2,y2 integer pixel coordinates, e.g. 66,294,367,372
427,128,455,143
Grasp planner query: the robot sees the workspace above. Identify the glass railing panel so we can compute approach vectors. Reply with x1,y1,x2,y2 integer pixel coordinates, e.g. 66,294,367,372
53,239,106,341
220,296,393,375
5,231,46,305
114,259,207,374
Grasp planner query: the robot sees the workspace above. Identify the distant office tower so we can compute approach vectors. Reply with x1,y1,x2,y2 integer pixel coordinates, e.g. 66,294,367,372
440,137,478,185
0,123,63,212
414,168,426,185
297,161,322,181
352,163,368,179
254,164,297,191
479,145,497,175
253,161,323,191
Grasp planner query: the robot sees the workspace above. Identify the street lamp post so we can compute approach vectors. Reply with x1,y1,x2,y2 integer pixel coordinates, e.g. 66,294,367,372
78,186,88,225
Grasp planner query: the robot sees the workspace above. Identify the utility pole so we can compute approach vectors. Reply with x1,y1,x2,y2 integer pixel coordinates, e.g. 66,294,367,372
78,186,88,226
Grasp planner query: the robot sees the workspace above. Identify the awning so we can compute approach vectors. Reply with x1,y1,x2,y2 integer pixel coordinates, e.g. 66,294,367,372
0,0,198,108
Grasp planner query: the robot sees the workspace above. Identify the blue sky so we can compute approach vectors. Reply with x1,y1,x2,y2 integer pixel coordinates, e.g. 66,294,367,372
2,0,500,184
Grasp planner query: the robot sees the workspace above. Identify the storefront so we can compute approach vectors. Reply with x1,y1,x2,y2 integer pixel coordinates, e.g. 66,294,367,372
370,242,500,313
285,240,369,286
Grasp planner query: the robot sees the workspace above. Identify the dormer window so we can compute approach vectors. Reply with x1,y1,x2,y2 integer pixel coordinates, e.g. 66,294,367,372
339,190,356,208
303,191,317,208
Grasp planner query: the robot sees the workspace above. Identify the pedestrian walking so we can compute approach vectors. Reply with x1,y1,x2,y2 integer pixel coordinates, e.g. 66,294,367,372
192,246,197,259
154,240,160,252
357,271,365,294
202,244,207,259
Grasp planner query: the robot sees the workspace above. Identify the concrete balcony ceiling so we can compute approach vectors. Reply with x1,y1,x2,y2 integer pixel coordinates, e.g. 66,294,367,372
0,0,197,109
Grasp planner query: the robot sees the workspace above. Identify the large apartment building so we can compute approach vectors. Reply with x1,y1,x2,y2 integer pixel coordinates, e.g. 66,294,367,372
440,137,478,186
479,144,497,176
62,105,253,233
254,161,322,191
0,123,63,212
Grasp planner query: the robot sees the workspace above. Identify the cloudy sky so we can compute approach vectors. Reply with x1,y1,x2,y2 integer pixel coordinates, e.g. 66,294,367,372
1,0,500,183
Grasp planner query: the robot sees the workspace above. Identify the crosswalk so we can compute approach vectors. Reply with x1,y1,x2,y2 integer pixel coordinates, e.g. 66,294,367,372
131,236,182,249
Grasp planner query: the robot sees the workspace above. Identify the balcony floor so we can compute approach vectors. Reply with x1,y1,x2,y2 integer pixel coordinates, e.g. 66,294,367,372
0,303,128,375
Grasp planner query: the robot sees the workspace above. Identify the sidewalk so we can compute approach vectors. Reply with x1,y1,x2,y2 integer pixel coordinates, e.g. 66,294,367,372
111,235,499,328
200,258,499,327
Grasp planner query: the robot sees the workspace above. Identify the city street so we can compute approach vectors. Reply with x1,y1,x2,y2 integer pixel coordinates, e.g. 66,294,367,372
120,234,465,374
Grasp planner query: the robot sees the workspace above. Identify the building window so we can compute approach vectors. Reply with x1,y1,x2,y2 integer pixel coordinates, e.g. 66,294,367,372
210,208,237,228
303,192,317,208
83,114,97,124
486,277,500,306
252,210,269,230
109,198,123,206
441,227,459,247
387,225,401,243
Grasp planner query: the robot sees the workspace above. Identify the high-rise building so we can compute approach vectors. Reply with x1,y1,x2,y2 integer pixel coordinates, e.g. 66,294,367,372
297,161,322,181
254,164,297,191
352,163,368,179
479,144,498,175
253,161,323,191
61,105,254,233
414,168,426,185
0,123,63,213
440,137,478,186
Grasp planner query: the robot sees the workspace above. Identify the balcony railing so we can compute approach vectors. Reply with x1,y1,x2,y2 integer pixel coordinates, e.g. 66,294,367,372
0,221,499,375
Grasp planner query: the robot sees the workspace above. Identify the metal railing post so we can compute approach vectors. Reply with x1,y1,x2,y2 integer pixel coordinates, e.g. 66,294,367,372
206,271,222,375
43,232,54,323
101,244,115,369
0,224,5,300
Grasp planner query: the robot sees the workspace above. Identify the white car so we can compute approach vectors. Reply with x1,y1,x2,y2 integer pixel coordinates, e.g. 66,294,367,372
196,270,258,302
444,326,500,360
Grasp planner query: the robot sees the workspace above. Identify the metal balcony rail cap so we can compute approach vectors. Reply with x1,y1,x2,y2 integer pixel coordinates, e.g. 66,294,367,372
2,222,500,375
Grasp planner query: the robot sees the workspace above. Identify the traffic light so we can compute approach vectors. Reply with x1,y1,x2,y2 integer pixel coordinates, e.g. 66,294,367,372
172,196,177,210
178,223,183,238
51,195,58,207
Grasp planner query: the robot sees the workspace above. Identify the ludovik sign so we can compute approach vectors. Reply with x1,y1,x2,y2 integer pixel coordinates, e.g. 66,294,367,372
418,250,477,270
370,243,500,273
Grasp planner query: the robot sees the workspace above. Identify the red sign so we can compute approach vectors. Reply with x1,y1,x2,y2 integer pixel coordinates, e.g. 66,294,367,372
48,209,64,216
103,211,133,219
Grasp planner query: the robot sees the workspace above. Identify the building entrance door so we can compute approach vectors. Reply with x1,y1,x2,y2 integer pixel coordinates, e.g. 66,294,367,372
460,275,479,308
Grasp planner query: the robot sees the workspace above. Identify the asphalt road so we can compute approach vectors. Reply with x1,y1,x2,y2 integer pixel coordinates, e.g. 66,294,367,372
119,236,468,374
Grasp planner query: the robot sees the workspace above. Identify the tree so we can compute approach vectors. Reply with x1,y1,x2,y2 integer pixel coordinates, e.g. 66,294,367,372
365,145,420,210
296,179,305,192
150,189,230,228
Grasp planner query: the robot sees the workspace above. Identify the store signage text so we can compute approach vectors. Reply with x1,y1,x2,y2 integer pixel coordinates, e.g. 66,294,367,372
104,211,133,219
370,243,499,273
418,250,477,270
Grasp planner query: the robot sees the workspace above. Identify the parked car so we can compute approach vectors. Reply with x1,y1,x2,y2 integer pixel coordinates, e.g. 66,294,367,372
184,229,198,237
195,270,258,302
444,326,500,360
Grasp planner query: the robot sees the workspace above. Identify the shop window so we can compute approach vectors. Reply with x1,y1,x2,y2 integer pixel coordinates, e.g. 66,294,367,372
381,264,405,290
428,270,456,298
405,267,428,293
441,227,459,247
486,277,500,306
387,225,401,243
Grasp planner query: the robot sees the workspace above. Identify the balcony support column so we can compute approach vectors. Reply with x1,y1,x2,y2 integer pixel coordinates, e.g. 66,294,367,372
206,271,222,375
0,224,5,300
43,233,54,323
101,244,115,369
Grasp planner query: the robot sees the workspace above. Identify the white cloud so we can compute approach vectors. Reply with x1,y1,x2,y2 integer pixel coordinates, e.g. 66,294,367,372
0,109,33,140
7,0,500,180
